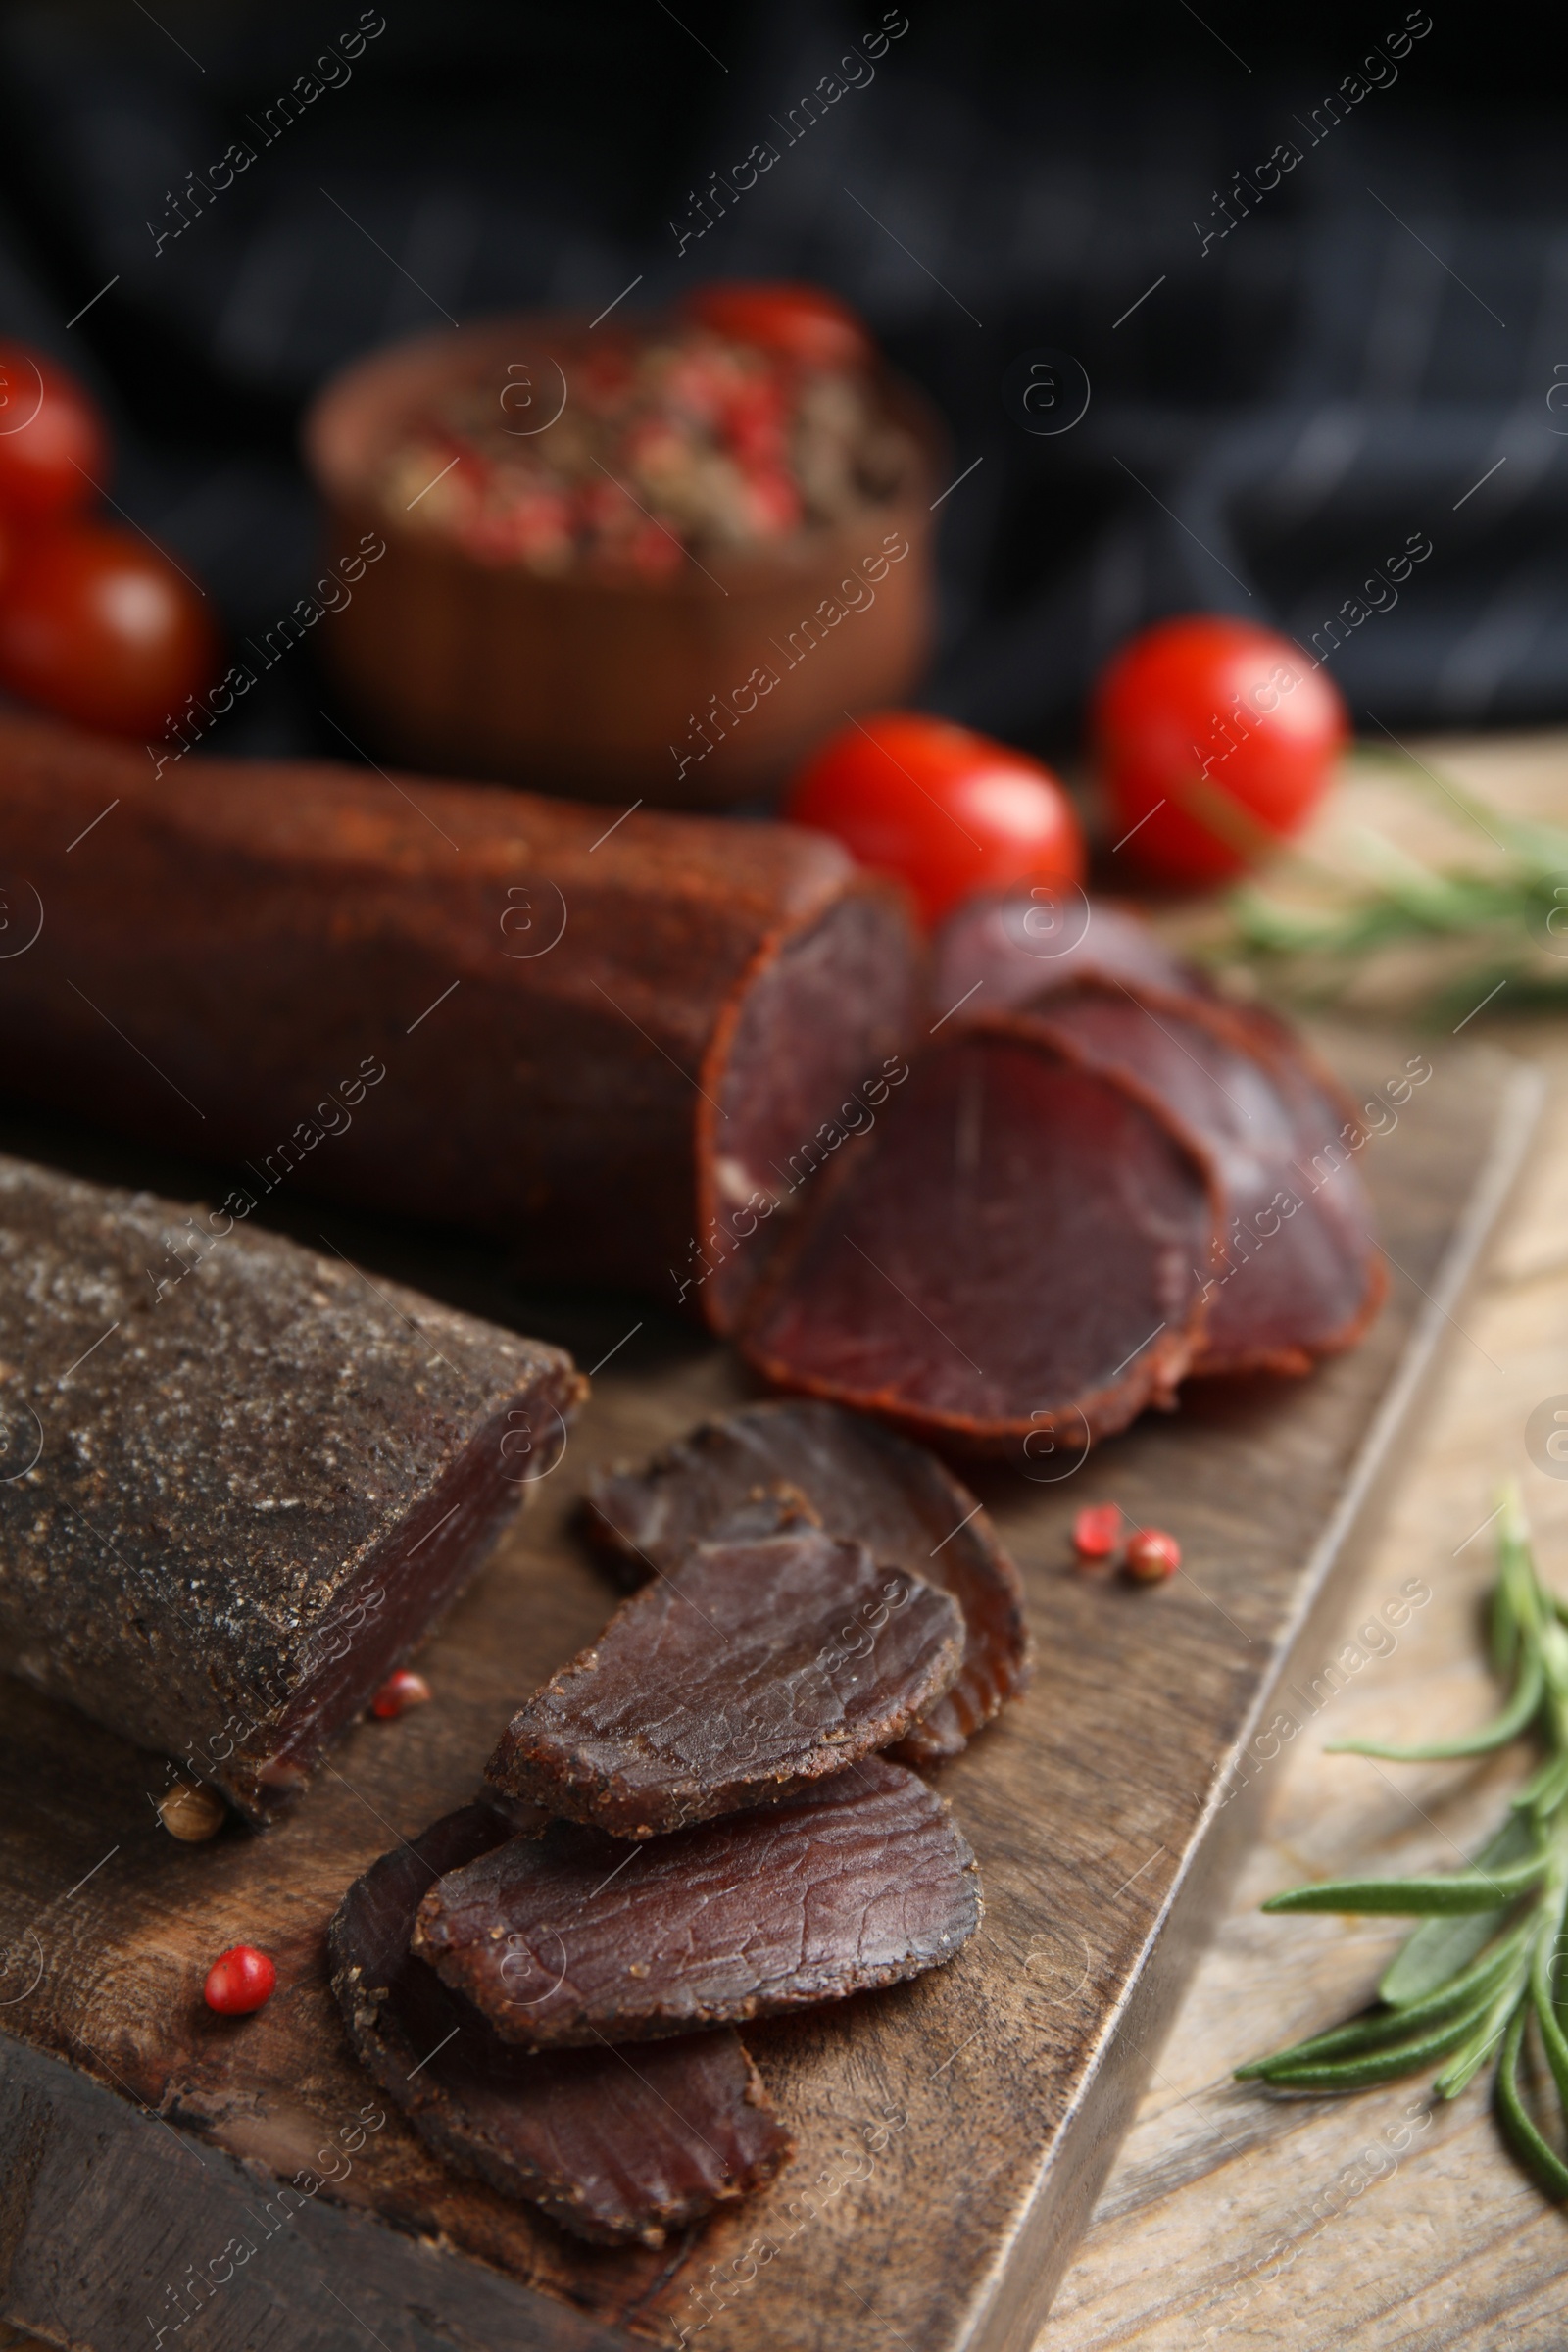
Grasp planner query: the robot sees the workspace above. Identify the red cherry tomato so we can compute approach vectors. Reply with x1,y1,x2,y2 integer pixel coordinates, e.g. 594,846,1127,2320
785,712,1086,927
1092,616,1348,888
680,281,871,371
0,523,217,736
203,1943,276,2016
0,341,111,525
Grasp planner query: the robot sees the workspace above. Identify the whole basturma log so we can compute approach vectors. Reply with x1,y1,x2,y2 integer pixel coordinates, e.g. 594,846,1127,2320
0,710,916,1318
737,1024,1220,1456
0,1152,584,1823
582,1399,1031,1763
1016,982,1386,1377
413,1757,981,2047
329,1803,792,2245
485,1528,965,1835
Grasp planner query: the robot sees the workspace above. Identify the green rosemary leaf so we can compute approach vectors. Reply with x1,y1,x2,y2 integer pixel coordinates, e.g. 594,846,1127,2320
1216,760,1568,1020
1263,1849,1547,1917
1534,1977,1568,2120
1327,1643,1544,1761
1380,1814,1542,2005
1510,1747,1568,1821
1246,1490,1568,2216
1235,1923,1533,2078
1541,1619,1568,1708
1433,1974,1530,2100
1492,1570,1523,1677
1529,1869,1568,2116
1254,2003,1495,2092
1494,2005,1568,2203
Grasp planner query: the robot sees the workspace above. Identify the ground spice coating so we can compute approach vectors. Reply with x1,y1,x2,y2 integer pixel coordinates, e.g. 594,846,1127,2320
0,1152,585,1822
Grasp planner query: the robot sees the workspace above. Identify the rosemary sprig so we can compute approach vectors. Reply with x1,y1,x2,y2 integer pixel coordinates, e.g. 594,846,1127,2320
1222,753,1568,1019
1238,1487,1568,2199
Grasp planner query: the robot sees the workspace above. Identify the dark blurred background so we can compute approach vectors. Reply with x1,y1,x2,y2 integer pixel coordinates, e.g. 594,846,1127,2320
1,0,1561,767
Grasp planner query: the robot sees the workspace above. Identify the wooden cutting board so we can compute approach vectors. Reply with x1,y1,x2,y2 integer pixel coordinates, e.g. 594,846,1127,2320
0,1036,1541,2352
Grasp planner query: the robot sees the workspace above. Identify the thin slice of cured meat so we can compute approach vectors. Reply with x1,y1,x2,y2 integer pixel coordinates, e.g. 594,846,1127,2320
485,1528,964,1836
736,1025,1219,1456
582,1399,1031,1764
1013,981,1384,1376
328,1802,792,2246
931,889,1206,1021
411,1756,980,2048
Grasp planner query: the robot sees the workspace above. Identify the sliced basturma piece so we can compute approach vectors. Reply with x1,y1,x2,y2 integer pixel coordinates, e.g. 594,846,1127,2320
1221,995,1388,1361
931,888,1207,1021
1018,982,1385,1376
0,707,916,1321
583,1399,1031,1763
486,1528,965,1835
0,1152,584,1824
412,1757,980,2047
328,1804,791,2245
736,1024,1219,1456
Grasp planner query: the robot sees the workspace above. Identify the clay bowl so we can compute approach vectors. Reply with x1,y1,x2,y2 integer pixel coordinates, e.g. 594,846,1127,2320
303,313,944,808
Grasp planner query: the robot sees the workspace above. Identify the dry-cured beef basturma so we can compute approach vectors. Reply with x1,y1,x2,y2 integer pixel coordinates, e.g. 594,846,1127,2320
0,1152,584,1823
412,1756,980,2046
928,887,1383,1379
0,709,916,1318
738,1025,1220,1455
583,1399,1031,1762
0,712,1382,1456
485,1527,965,1835
1015,982,1385,1376
329,1802,791,2245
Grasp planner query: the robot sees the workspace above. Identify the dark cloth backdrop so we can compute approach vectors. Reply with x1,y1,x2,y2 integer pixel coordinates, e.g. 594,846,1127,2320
2,0,1563,768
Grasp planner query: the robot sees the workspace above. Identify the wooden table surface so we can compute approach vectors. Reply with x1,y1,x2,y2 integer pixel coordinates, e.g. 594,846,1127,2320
5,732,1566,2352
1036,730,1568,2352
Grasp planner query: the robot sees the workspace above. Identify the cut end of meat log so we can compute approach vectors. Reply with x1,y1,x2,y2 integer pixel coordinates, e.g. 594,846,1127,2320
412,1756,981,2048
485,1527,965,1836
582,1398,1031,1762
698,880,922,1335
736,1025,1218,1456
328,1803,791,2245
0,1152,586,1825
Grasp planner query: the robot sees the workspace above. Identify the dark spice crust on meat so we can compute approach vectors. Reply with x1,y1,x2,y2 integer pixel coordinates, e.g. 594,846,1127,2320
0,1152,584,1822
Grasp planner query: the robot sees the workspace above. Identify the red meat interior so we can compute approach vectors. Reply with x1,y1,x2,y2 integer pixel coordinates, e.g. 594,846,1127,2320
700,887,917,1331
740,1030,1214,1439
232,1398,550,1818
